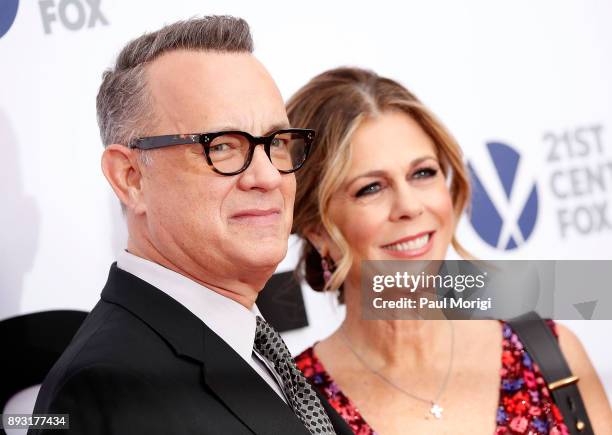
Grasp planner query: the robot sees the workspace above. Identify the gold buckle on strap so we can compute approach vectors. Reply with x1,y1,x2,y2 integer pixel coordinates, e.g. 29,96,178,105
548,375,579,391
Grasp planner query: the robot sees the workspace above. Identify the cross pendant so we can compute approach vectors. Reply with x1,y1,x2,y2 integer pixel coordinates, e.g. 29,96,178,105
430,402,443,419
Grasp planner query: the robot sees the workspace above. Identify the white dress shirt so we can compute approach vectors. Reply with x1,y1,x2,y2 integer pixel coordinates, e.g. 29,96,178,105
117,250,288,403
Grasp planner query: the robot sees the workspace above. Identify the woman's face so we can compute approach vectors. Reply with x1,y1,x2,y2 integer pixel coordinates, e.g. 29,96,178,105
324,111,455,282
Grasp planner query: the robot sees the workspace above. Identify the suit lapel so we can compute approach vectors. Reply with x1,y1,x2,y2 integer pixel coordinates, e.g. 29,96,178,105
101,263,310,435
203,327,311,435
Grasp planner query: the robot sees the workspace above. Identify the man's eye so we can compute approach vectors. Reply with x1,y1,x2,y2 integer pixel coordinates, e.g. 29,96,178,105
355,182,381,197
210,143,231,153
413,167,438,179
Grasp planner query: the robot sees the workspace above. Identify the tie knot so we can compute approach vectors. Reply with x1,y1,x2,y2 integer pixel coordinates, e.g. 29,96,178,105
254,316,287,360
254,315,273,343
254,315,269,337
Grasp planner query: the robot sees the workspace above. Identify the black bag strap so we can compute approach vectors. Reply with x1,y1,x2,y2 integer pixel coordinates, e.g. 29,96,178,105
507,311,593,435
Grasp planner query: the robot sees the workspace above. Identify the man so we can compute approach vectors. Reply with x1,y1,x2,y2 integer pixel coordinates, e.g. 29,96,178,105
30,16,351,435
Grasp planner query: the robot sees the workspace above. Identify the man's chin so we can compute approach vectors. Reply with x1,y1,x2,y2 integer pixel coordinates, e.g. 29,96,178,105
232,242,287,268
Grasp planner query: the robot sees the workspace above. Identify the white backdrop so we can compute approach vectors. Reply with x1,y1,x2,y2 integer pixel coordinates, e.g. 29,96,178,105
1,0,611,413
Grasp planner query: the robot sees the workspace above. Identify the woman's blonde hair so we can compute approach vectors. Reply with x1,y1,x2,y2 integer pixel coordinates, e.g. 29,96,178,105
287,67,471,299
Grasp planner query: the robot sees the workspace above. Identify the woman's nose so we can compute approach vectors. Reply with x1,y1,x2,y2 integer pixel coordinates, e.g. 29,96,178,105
389,185,425,221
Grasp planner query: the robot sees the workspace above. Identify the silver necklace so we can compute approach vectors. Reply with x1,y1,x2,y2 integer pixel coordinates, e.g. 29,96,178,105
338,320,454,420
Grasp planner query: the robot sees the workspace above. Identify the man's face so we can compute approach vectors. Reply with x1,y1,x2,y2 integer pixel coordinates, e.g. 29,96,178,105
138,50,294,286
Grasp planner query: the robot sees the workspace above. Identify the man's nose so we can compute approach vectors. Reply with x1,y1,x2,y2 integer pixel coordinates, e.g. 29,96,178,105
237,145,283,191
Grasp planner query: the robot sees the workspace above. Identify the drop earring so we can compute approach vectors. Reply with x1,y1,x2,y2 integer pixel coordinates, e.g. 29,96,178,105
321,256,332,284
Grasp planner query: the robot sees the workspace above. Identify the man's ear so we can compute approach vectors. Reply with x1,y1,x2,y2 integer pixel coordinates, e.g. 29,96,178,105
101,144,147,215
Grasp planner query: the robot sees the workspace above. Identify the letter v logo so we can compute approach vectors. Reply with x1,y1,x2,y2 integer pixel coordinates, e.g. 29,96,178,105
468,142,539,250
0,0,19,38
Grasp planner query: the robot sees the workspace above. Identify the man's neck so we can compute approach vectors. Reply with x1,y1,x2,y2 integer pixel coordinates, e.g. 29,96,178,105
126,238,259,309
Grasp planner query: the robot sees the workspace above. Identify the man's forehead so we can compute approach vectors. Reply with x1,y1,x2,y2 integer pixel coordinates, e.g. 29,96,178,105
148,49,255,76
154,103,289,136
145,50,288,135
146,50,277,99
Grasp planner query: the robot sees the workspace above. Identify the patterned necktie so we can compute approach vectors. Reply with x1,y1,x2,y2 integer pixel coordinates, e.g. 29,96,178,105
253,315,337,435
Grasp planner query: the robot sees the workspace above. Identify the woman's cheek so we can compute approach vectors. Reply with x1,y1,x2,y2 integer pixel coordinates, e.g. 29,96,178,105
429,187,455,244
352,212,384,258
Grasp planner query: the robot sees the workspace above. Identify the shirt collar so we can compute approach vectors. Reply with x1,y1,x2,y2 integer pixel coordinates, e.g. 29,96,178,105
117,250,261,362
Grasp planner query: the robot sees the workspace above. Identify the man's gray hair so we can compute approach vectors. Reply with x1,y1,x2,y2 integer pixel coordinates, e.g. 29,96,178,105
96,16,254,150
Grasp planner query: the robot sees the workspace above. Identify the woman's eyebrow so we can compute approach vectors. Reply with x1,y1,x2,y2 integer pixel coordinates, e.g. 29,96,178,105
345,170,388,188
344,155,439,187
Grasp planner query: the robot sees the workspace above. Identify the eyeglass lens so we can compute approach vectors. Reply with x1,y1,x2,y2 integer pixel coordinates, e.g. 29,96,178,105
208,132,306,173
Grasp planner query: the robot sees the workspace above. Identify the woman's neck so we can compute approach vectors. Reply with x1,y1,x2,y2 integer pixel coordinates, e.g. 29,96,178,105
337,283,454,370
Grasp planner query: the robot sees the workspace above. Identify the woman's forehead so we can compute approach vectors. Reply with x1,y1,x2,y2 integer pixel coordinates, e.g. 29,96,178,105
347,112,438,174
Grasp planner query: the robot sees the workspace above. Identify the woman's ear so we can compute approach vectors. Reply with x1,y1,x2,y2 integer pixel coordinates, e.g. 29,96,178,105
305,226,331,256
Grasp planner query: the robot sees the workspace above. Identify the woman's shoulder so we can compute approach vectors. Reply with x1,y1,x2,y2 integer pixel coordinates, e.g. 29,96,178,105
294,346,316,371
501,318,612,432
295,345,330,382
499,318,593,367
554,322,612,431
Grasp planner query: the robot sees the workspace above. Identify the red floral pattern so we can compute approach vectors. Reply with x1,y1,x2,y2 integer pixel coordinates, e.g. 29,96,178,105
295,320,570,434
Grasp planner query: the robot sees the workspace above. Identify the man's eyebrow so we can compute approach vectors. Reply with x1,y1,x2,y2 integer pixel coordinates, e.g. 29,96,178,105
344,155,439,187
197,122,292,136
202,125,242,132
263,122,292,135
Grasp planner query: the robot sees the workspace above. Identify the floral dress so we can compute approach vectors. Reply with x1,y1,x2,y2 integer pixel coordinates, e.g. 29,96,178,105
295,320,570,435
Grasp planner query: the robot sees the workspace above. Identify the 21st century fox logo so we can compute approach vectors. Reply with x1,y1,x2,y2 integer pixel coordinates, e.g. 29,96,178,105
39,0,108,34
0,0,108,38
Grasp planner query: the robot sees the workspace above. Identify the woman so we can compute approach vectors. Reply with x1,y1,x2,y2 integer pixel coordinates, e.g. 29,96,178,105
287,67,612,434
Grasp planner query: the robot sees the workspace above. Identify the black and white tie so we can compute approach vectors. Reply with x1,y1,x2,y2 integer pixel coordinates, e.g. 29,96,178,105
253,315,336,435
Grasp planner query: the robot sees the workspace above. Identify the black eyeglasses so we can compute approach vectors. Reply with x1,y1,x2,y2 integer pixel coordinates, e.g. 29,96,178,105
129,128,315,176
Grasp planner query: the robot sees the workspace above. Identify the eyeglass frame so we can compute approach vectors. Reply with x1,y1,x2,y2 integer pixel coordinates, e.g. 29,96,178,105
128,128,315,176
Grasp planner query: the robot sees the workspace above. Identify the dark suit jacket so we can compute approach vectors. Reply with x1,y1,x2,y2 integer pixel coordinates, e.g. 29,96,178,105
29,263,352,435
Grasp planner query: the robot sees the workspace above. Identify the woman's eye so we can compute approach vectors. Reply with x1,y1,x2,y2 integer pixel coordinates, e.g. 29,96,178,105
271,138,288,148
355,182,381,197
413,167,438,179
